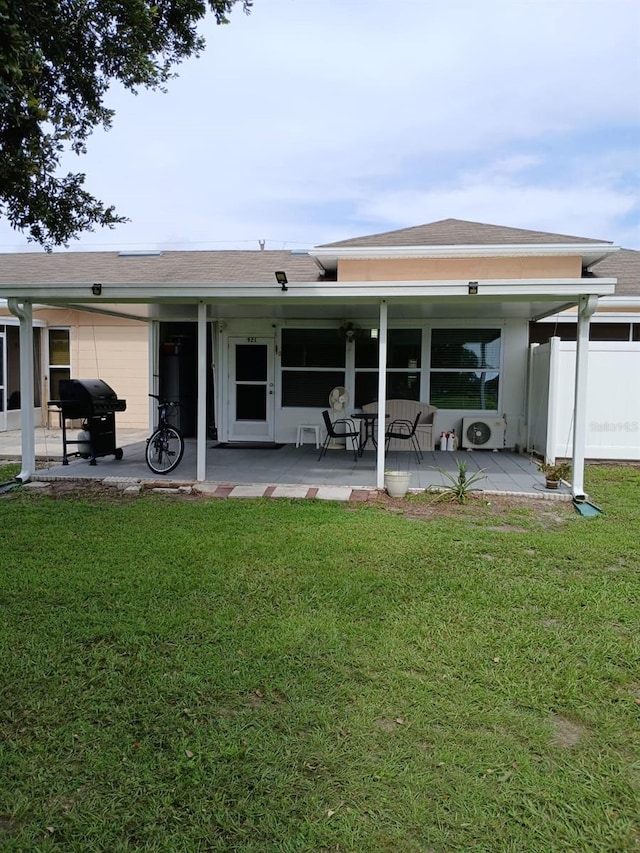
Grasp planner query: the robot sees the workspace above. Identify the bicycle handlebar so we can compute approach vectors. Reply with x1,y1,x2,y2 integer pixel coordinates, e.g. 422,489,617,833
149,393,180,407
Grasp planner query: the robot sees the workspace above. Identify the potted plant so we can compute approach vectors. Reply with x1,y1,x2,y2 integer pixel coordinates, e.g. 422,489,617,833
538,460,571,490
384,469,411,498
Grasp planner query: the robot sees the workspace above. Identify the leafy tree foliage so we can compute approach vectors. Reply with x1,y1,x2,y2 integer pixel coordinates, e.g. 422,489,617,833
0,0,251,249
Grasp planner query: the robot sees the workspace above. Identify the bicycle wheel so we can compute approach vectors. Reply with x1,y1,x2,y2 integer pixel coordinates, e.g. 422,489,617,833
145,426,184,475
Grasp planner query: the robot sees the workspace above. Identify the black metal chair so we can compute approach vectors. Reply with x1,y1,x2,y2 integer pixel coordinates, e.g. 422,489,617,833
318,410,360,461
385,411,423,464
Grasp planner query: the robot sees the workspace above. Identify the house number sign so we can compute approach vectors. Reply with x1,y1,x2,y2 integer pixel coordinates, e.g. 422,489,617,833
246,337,257,343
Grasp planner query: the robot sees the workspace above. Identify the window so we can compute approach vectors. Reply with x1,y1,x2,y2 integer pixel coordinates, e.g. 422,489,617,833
430,328,501,410
48,328,71,400
354,329,422,407
4,326,42,408
281,329,345,407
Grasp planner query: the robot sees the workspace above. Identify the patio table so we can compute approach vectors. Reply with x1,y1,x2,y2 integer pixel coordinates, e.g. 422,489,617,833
351,412,389,456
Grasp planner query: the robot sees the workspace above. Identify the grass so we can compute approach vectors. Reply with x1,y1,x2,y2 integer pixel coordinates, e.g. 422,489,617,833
0,466,638,852
0,461,20,482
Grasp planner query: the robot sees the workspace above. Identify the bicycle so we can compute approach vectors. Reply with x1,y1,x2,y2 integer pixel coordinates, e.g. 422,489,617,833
145,394,185,475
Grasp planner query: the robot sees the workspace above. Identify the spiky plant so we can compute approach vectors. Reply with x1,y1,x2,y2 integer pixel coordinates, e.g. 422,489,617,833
431,458,486,504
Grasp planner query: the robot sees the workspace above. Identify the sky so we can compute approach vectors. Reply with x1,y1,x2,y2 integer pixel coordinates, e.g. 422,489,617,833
1,0,639,253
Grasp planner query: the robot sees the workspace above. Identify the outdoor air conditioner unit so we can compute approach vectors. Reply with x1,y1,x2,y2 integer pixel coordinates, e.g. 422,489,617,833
462,417,507,451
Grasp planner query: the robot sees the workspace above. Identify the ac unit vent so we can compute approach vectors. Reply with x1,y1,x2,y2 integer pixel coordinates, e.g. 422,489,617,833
462,417,506,450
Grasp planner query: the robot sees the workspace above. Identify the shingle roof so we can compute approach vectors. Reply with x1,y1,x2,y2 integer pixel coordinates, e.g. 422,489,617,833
590,248,640,297
318,218,611,248
0,250,321,284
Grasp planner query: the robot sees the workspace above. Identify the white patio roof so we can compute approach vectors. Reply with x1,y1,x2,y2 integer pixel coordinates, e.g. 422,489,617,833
0,276,616,323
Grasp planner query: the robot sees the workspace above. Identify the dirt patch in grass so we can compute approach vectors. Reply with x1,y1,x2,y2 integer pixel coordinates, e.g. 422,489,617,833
372,490,574,525
550,715,586,748
7,479,577,528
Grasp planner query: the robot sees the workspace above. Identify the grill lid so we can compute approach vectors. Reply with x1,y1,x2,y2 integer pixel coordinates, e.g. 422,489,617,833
56,379,127,416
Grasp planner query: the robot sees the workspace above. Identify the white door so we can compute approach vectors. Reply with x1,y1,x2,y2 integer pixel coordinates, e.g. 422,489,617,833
228,337,275,441
0,333,5,431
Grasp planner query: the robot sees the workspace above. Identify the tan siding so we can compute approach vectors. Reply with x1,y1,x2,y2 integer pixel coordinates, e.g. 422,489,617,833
0,307,149,427
75,324,148,427
337,256,582,281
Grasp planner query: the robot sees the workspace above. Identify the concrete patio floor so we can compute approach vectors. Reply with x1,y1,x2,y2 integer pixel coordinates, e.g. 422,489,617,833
0,427,571,499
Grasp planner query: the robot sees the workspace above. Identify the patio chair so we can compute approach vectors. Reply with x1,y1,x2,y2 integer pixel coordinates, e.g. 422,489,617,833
318,410,360,461
385,411,423,464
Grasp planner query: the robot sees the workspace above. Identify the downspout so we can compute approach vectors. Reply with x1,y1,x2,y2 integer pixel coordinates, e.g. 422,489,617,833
7,298,35,482
196,302,207,482
571,295,598,499
375,300,388,489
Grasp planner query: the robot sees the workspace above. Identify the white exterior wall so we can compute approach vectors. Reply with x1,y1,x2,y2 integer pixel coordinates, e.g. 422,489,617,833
215,317,530,447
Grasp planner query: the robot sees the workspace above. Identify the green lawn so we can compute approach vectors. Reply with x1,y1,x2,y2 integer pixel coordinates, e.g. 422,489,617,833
1,466,638,852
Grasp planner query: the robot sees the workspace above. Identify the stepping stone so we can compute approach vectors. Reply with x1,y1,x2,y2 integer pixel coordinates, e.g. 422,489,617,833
314,486,352,502
270,485,310,499
228,485,268,498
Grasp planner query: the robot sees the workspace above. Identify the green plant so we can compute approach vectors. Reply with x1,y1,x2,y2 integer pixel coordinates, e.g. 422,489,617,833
431,458,486,504
0,462,20,482
539,460,572,482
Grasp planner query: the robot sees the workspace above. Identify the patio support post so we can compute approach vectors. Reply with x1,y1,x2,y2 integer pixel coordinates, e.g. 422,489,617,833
545,336,561,464
7,298,35,482
572,295,597,499
525,342,538,453
376,300,388,489
196,302,207,482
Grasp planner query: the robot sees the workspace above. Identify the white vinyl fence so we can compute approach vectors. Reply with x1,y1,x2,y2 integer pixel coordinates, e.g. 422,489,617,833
528,338,640,461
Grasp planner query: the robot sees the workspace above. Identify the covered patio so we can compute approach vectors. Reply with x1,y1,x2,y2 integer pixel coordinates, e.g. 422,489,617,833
18,429,567,497
0,219,618,500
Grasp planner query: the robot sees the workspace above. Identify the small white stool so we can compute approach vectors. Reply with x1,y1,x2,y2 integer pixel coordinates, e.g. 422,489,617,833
296,424,321,448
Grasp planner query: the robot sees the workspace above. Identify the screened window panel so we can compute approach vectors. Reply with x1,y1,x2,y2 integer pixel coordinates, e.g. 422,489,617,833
355,337,378,368
281,329,345,368
431,329,500,369
354,373,378,407
281,371,346,407
354,371,420,408
429,372,499,410
355,329,422,369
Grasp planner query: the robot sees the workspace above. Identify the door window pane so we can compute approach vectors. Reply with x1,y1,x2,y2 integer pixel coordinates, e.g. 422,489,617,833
236,385,267,420
236,345,267,381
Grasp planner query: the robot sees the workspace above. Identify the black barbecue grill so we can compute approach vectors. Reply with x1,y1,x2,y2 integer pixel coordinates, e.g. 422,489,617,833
49,379,127,465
